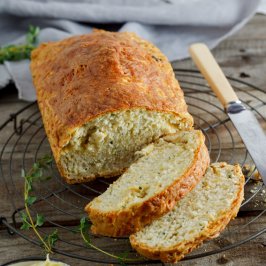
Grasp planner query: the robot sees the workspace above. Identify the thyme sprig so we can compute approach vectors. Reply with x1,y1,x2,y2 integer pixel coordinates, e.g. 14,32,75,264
0,25,40,64
21,154,58,254
79,217,141,265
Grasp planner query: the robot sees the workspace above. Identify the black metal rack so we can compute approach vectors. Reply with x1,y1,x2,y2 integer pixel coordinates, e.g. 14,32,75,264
0,69,265,264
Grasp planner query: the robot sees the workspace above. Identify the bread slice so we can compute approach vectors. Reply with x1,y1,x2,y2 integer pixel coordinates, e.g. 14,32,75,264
31,30,193,184
130,162,245,263
85,130,210,237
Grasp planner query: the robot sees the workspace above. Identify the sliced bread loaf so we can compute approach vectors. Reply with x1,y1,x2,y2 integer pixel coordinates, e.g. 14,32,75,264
85,130,210,237
130,162,245,263
31,30,193,184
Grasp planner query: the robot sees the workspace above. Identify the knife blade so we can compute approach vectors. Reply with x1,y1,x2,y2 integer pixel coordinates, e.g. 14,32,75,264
189,43,266,184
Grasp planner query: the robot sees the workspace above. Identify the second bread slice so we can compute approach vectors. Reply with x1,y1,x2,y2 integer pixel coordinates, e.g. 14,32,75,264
85,130,210,236
130,162,245,262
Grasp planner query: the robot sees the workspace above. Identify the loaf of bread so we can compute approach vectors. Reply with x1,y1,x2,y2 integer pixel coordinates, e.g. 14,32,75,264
30,30,193,184
85,130,209,237
130,162,245,263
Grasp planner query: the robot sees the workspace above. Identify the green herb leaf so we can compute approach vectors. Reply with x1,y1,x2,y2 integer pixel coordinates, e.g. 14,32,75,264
26,195,37,205
20,212,31,230
38,155,53,168
79,217,91,244
20,222,31,230
31,166,43,180
36,214,45,227
26,25,40,45
44,229,59,249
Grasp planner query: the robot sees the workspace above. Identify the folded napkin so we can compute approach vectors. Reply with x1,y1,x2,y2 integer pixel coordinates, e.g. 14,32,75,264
0,0,260,101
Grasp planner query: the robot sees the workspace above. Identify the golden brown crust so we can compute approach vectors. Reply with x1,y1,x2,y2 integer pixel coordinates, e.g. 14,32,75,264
85,133,210,237
30,31,193,182
129,164,245,263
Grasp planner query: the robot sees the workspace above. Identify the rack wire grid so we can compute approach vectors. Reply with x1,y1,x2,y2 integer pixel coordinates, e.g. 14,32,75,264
0,69,266,265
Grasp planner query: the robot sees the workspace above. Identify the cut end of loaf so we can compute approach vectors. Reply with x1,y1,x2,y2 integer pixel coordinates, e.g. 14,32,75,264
130,162,245,263
59,109,193,183
85,130,209,236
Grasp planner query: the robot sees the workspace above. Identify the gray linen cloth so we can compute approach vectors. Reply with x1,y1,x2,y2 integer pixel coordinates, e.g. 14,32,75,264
0,0,260,101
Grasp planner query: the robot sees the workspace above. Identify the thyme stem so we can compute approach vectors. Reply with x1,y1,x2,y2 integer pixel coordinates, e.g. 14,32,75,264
24,175,52,253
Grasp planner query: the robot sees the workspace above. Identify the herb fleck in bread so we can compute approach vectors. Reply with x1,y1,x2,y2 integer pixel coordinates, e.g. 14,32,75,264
30,30,193,184
130,162,245,263
85,130,209,237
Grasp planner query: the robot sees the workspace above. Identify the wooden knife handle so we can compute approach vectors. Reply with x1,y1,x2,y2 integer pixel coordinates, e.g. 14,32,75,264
189,43,239,108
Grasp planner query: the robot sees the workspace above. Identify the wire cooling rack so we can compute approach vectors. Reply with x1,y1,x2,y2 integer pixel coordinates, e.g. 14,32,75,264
0,69,266,264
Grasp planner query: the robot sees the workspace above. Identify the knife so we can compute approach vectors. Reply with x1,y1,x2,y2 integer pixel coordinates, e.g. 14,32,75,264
189,43,266,184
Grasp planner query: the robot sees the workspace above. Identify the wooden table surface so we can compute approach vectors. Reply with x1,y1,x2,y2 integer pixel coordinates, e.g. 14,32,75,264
1,14,266,266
